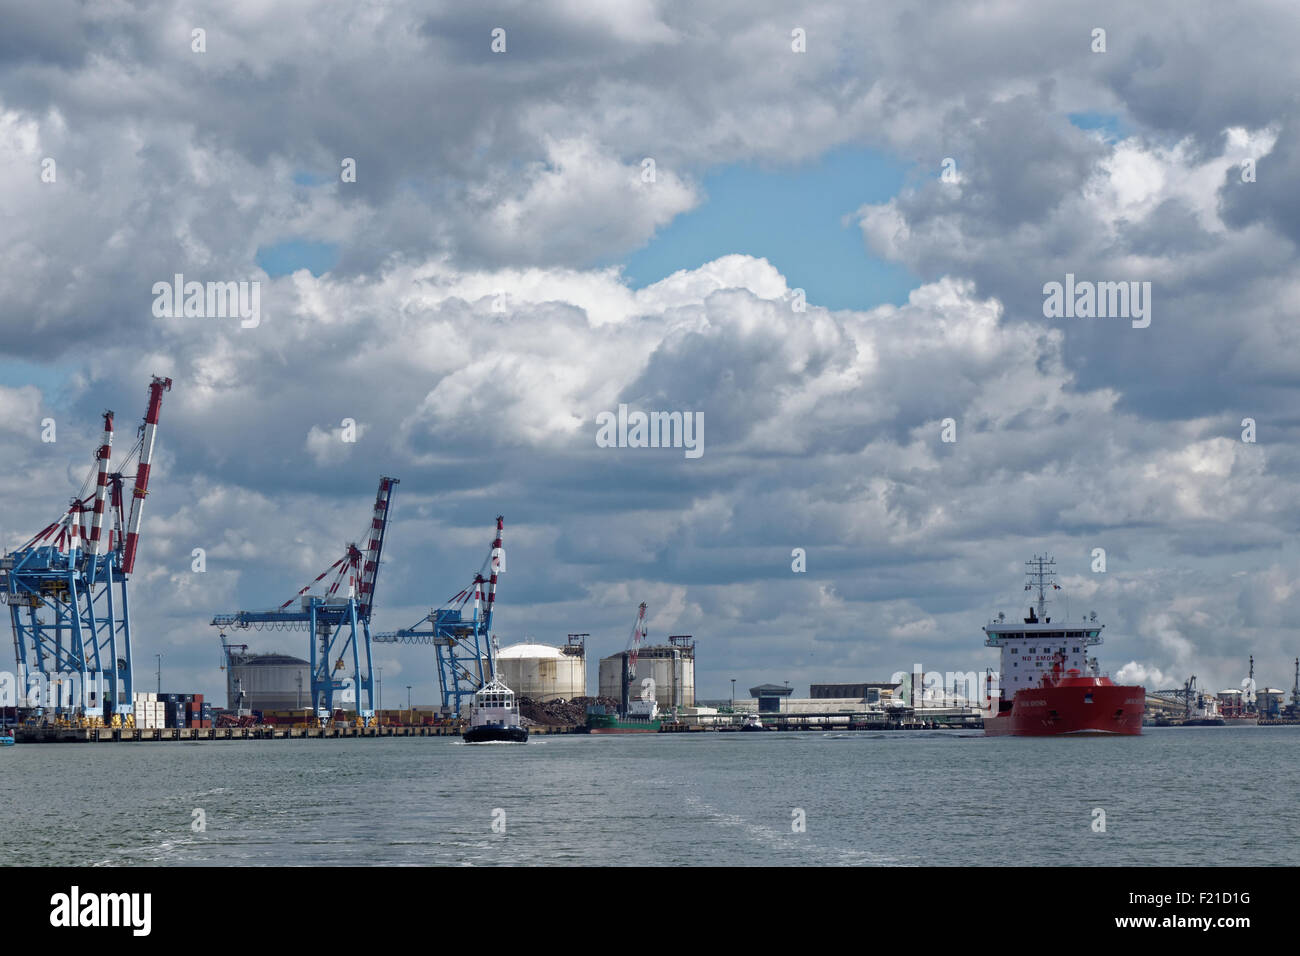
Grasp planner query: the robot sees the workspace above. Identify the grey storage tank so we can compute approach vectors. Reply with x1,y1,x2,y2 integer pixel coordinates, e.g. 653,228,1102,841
226,651,311,712
598,635,695,710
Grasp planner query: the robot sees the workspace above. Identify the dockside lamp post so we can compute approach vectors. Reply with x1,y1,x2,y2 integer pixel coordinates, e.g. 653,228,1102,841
731,679,736,711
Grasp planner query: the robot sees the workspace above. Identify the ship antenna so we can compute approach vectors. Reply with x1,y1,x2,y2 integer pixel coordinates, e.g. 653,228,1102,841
1025,554,1057,620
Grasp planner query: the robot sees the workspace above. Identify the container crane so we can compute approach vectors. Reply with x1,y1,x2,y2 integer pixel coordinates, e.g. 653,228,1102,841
373,516,504,716
211,476,397,724
1,376,172,727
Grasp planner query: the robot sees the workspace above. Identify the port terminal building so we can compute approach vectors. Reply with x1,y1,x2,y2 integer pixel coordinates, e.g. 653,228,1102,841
695,681,908,718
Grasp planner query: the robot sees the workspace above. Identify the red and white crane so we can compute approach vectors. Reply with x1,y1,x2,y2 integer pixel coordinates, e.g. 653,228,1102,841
2,376,173,726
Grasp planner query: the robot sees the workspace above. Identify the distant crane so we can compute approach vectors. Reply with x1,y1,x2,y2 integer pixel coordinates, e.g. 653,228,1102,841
1182,675,1198,721
218,634,250,715
212,476,397,724
1290,658,1300,717
1,376,172,727
373,516,504,716
1155,675,1216,721
618,602,649,716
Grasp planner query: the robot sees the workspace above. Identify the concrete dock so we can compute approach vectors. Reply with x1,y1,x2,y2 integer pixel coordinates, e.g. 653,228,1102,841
12,723,585,743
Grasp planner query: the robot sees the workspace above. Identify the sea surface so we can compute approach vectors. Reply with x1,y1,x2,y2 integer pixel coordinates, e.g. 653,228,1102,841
2,726,1297,866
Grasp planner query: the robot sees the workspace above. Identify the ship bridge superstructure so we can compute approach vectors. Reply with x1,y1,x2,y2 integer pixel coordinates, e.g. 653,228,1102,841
983,555,1105,698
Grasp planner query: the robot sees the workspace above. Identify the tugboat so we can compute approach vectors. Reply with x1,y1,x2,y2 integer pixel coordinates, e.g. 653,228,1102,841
740,713,770,731
462,638,528,743
462,678,529,743
983,555,1145,736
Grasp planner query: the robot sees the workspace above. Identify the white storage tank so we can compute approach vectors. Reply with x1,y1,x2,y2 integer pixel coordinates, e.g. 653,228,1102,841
495,638,587,702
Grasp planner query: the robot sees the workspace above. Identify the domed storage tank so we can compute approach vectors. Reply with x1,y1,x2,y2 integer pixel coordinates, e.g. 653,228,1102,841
495,638,587,701
227,652,311,712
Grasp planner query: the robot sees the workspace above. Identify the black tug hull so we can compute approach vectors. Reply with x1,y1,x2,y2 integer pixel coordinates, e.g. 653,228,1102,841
463,725,529,743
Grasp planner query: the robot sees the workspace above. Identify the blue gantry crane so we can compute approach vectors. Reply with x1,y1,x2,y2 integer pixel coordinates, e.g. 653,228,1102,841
211,476,397,724
1,376,172,727
373,516,504,716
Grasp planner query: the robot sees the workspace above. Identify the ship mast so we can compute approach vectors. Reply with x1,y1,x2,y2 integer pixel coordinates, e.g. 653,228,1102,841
1024,555,1058,621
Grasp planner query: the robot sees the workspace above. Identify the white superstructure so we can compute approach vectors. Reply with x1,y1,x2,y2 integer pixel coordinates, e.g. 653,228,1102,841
466,678,523,731
982,556,1104,701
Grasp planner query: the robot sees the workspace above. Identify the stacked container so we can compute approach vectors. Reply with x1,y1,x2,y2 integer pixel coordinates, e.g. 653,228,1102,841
130,691,164,728
161,693,180,728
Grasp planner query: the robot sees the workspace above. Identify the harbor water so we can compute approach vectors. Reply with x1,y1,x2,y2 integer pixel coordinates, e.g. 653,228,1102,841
2,726,1296,866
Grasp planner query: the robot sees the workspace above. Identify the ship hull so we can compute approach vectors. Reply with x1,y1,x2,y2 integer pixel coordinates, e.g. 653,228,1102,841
586,717,661,734
985,681,1144,736
463,725,529,743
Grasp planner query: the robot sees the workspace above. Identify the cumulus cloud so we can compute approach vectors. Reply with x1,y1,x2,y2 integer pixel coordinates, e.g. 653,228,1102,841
1116,661,1172,689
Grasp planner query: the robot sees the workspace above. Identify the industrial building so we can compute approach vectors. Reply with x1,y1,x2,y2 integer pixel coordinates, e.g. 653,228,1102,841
495,635,587,702
599,635,695,710
1258,688,1287,717
225,650,311,712
743,682,905,714
749,683,793,712
810,682,901,700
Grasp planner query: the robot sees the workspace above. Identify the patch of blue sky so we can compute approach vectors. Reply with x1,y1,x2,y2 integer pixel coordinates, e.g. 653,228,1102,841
618,146,919,312
255,240,340,278
0,358,79,402
292,169,333,187
1068,112,1131,142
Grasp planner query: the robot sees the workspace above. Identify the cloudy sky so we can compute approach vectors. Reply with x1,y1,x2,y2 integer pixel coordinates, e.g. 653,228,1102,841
3,0,1299,705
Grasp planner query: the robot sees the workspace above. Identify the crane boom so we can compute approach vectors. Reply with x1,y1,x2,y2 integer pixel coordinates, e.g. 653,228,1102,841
210,476,397,722
122,376,172,575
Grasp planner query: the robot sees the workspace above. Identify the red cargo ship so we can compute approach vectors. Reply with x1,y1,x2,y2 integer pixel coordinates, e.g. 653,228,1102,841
982,556,1144,736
